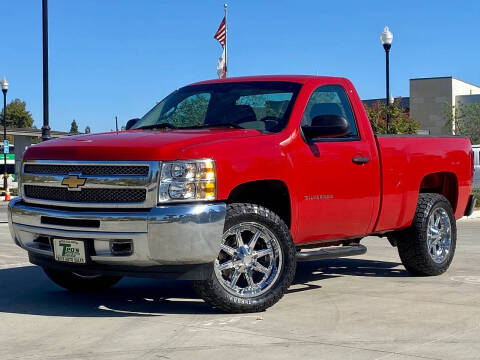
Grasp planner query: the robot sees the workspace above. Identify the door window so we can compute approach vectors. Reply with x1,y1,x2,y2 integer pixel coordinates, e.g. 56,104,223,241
302,85,358,137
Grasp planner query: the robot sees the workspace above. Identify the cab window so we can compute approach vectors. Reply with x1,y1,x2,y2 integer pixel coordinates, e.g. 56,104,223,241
302,85,358,137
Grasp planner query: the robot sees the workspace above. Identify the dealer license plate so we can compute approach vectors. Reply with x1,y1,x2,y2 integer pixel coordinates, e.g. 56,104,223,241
53,239,86,264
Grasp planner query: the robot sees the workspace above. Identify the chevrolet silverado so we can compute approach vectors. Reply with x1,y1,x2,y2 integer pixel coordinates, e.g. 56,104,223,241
8,75,476,312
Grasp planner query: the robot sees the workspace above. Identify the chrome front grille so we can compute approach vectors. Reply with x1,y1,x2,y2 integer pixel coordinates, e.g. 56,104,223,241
23,164,150,176
20,160,160,208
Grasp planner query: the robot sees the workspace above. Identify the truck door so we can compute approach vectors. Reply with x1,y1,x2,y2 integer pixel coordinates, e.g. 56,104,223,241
295,84,380,243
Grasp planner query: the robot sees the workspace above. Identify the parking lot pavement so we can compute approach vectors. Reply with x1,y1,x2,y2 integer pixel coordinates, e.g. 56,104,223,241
0,221,479,360
0,201,9,223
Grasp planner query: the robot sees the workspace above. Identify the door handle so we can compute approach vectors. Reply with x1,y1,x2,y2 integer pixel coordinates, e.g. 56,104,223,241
352,156,370,165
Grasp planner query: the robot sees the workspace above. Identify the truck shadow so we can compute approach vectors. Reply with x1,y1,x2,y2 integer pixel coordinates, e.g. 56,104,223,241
0,258,407,317
296,257,408,282
0,266,212,317
289,258,408,294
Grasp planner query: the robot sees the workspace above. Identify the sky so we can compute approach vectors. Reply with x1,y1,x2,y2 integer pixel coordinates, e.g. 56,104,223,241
1,0,480,133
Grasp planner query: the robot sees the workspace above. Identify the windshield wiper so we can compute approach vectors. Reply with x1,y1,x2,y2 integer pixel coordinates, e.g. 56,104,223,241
136,122,177,130
138,122,244,131
182,123,243,129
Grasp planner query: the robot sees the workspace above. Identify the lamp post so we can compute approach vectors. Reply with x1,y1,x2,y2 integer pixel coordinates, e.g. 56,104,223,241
42,0,51,141
1,77,8,191
380,26,393,132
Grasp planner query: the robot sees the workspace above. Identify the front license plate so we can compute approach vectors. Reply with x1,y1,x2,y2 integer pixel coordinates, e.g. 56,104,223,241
53,239,86,264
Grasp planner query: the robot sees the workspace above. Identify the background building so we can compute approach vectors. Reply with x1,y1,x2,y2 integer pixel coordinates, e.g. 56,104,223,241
364,76,480,136
0,128,69,179
362,97,410,111
410,77,480,135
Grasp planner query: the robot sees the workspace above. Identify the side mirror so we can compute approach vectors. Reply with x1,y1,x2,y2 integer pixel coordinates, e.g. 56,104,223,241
125,118,140,130
301,114,350,140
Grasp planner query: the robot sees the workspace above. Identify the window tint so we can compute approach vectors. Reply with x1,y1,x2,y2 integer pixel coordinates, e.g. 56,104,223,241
302,85,358,137
236,93,293,120
235,92,295,131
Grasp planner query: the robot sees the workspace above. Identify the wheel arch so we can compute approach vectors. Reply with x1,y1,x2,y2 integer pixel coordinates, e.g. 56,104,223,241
419,172,459,212
227,180,292,228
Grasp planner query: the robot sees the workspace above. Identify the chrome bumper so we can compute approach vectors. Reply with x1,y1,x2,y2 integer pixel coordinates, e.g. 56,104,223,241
8,197,226,268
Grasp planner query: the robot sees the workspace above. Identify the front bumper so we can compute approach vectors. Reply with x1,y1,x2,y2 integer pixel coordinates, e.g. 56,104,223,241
8,197,226,279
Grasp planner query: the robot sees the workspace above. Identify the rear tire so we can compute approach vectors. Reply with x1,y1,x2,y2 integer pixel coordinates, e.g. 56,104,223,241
193,203,296,313
43,268,122,292
396,193,456,276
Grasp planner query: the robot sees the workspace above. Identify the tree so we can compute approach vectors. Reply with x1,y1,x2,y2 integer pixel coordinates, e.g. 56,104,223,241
69,119,79,134
444,102,480,144
364,100,419,134
85,126,91,134
170,94,210,127
1,98,34,128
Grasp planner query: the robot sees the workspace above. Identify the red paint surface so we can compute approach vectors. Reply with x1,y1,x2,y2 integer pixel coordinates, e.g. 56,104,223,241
23,76,473,244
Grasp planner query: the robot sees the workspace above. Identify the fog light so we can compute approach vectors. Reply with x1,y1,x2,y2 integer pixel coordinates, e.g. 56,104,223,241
110,240,133,256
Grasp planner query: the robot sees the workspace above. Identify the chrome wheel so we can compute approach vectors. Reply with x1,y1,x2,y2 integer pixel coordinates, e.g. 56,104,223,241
214,222,283,298
427,208,452,264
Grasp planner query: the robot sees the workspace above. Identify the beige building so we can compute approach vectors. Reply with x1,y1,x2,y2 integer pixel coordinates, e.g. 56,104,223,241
410,77,480,135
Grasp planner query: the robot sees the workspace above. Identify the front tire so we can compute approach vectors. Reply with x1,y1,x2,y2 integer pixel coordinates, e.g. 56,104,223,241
43,268,122,292
193,203,296,313
396,193,456,276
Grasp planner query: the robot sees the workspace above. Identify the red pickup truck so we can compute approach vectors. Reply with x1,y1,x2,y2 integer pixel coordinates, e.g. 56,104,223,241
8,75,476,313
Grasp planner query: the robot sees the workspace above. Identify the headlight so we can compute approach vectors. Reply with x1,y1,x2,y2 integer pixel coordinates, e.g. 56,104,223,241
158,159,216,202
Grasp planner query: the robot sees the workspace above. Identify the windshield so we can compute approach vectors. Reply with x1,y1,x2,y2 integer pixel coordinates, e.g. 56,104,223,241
132,81,301,133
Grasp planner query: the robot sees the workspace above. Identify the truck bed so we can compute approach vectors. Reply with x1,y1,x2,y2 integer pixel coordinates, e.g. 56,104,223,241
374,135,473,233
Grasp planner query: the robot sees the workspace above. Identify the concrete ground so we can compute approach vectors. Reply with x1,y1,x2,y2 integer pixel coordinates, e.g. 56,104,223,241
0,200,10,223
0,220,479,360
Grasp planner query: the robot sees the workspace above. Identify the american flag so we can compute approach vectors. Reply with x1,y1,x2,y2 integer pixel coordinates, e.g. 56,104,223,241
214,17,226,47
213,16,227,78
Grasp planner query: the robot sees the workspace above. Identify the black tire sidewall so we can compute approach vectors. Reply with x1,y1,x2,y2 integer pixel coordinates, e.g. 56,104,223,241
397,194,457,276
420,199,456,271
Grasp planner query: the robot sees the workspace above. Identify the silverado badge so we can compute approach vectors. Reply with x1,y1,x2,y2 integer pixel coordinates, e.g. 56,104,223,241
61,175,87,190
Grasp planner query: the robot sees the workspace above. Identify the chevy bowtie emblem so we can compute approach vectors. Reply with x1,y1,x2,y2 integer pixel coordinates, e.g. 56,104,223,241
61,175,87,189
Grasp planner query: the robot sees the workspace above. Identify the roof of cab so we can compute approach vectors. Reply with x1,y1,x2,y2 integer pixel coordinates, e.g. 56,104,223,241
189,75,347,86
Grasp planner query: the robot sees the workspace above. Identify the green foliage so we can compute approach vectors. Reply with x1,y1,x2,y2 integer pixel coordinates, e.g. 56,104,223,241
85,126,91,134
69,119,79,134
444,102,480,144
365,100,419,134
170,94,210,127
473,189,480,209
1,98,34,128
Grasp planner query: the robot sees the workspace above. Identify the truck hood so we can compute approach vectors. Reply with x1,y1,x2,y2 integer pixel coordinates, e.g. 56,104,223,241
23,129,262,161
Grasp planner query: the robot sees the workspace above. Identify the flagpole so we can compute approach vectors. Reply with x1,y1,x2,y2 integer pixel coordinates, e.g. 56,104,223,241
224,3,228,77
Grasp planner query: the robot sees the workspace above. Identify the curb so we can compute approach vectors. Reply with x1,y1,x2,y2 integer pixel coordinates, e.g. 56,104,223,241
459,209,480,221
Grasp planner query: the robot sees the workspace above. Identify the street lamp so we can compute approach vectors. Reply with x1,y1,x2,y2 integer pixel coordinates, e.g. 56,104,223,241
1,77,8,191
380,26,393,132
42,0,51,141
